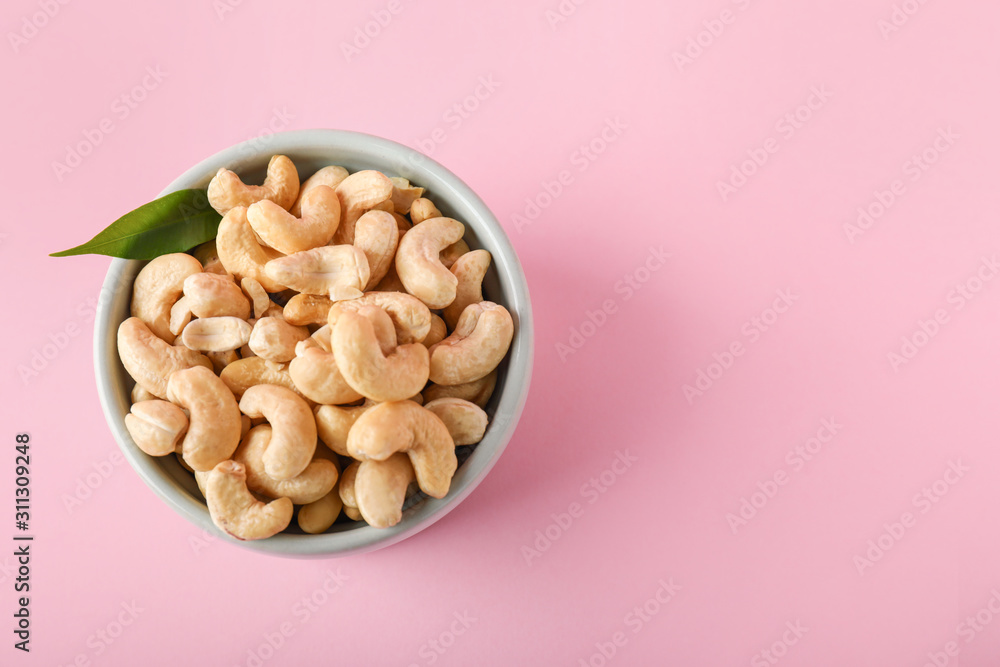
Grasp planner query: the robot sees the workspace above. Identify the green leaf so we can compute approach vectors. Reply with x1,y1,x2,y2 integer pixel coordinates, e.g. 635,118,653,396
50,189,221,260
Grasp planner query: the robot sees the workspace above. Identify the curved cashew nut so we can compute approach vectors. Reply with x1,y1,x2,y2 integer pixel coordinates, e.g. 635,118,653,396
264,246,369,301
207,154,299,215
356,305,397,354
315,401,373,456
422,370,497,408
117,317,212,398
422,314,448,348
220,356,307,400
346,401,456,498
247,184,341,254
130,253,203,344
338,462,362,521
423,398,488,446
248,317,310,363
428,302,513,385
392,212,411,234
332,310,430,402
192,239,229,275
288,345,364,405
409,197,441,224
124,400,189,456
395,217,465,308
169,296,194,337
131,383,157,403
373,262,406,293
241,277,271,319
166,366,242,471
283,293,333,326
291,165,350,216
354,210,400,290
443,250,491,329
326,291,431,344
238,385,317,480
234,425,337,504
332,170,394,245
439,238,470,270
355,454,416,528
180,316,252,352
298,489,343,534
205,349,239,374
389,177,425,215
204,460,293,540
216,206,286,292
183,273,251,319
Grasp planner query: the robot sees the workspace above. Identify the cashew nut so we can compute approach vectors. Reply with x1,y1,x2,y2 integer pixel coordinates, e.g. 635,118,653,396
345,305,396,354
332,170,394,245
166,366,242,471
291,165,349,217
234,425,337,504
219,356,311,403
124,400,189,456
338,461,362,521
169,296,194,337
238,385,317,481
298,489,343,534
326,291,431,344
248,317,309,363
131,383,157,403
204,460,293,540
332,310,429,402
389,177,424,215
346,401,456,498
439,239,469,270
247,184,341,254
206,349,239,373
180,316,252,352
395,217,465,308
391,212,411,234
423,397,488,446
182,273,250,320
409,198,441,224
118,317,212,399
443,249,491,329
192,240,222,271
355,454,416,528
130,253,203,344
216,206,286,292
423,314,448,348
314,401,373,456
373,262,406,293
193,240,229,275
288,345,363,405
428,302,513,385
283,293,334,326
207,155,299,215
264,246,370,301
422,369,497,408
354,210,400,290
241,277,271,319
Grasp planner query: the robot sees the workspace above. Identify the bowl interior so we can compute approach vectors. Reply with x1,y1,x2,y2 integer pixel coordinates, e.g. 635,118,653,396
95,130,533,558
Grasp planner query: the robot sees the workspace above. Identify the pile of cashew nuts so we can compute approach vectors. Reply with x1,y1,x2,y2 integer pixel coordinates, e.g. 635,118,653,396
117,156,513,540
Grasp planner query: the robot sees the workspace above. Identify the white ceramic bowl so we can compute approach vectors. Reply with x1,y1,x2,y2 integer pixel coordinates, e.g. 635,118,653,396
94,130,533,558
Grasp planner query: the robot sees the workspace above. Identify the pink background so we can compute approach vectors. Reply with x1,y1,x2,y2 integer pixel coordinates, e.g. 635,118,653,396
4,0,1000,665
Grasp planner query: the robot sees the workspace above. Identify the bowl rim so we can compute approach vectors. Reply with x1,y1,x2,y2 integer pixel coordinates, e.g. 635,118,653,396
94,128,533,558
